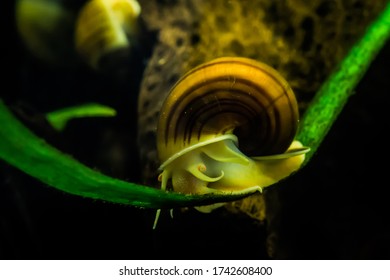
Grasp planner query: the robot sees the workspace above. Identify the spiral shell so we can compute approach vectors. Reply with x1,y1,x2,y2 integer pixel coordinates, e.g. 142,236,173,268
156,57,309,200
74,0,141,70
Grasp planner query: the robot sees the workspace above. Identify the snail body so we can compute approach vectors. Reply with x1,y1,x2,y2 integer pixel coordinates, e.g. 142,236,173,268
75,0,141,70
157,57,309,203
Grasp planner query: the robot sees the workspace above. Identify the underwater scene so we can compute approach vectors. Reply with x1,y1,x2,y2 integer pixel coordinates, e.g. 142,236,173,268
1,0,390,259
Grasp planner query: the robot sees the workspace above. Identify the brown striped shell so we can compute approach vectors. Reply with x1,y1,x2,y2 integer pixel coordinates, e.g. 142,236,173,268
157,57,300,165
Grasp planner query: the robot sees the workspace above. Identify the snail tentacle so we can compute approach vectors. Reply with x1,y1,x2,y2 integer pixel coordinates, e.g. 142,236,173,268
252,146,310,160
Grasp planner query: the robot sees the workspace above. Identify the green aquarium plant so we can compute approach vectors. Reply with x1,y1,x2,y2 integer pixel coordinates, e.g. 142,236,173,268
297,1,390,165
1,2,390,209
46,103,117,131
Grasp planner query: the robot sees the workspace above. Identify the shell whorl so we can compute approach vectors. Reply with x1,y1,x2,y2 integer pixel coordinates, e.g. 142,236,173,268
157,57,299,166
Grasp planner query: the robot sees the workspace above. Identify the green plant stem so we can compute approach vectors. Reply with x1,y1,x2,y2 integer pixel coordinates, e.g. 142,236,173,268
0,3,389,208
296,2,390,165
0,100,249,208
46,103,117,131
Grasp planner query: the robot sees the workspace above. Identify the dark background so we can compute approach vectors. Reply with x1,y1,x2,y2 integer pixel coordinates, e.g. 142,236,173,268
1,1,389,259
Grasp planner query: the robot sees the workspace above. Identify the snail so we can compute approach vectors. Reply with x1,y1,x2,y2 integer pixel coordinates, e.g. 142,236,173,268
155,57,309,215
15,0,78,66
74,0,141,71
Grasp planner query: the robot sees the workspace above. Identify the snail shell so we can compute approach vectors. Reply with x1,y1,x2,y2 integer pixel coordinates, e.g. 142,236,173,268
74,0,141,70
157,57,309,201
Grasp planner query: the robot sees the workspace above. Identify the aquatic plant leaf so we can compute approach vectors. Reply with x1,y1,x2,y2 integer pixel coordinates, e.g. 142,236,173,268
46,103,117,131
0,100,250,208
297,2,390,165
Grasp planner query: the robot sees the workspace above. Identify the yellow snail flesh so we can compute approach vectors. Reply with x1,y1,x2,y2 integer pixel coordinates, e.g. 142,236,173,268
156,57,309,210
74,0,141,70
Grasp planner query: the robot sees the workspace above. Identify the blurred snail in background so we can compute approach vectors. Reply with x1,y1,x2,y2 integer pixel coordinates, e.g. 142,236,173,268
156,57,309,214
15,0,78,66
75,0,141,71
